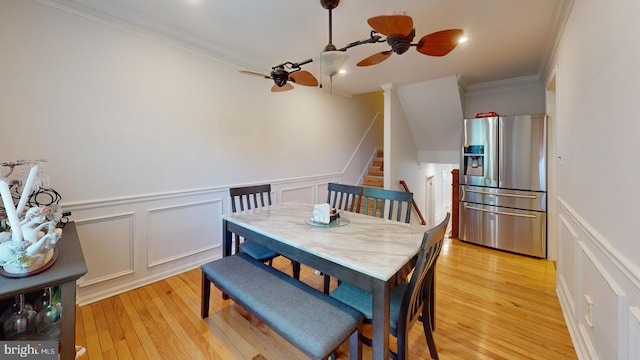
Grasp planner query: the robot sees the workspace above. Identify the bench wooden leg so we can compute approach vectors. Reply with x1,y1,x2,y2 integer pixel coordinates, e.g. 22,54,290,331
323,274,331,294
292,261,301,280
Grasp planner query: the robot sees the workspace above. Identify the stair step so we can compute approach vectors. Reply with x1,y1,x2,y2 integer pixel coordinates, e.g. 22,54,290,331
372,157,383,167
367,167,384,176
363,175,384,188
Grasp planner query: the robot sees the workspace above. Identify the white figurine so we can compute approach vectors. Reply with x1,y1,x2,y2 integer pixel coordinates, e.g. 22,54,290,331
0,206,63,273
20,206,54,243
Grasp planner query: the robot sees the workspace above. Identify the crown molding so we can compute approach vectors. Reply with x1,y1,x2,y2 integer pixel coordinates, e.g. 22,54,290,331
463,75,543,96
541,0,575,82
37,0,261,72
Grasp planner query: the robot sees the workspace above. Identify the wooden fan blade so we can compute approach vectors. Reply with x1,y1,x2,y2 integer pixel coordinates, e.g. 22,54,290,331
357,51,392,67
289,71,318,87
367,15,413,36
271,83,294,92
239,70,270,79
416,29,464,57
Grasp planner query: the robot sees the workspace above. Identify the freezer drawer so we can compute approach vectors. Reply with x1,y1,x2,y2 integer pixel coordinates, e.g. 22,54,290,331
458,202,546,258
459,185,546,212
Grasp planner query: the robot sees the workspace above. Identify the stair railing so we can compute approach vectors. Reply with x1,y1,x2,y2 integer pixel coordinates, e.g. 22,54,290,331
399,180,426,226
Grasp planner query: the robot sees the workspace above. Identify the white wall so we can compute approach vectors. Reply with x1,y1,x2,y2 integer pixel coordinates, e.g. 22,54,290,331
380,84,426,225
463,77,546,118
397,75,464,164
550,0,640,358
0,0,381,304
417,163,454,229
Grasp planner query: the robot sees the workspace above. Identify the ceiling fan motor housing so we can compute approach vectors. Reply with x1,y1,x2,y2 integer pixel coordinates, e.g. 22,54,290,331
271,67,289,87
388,29,415,55
320,0,339,10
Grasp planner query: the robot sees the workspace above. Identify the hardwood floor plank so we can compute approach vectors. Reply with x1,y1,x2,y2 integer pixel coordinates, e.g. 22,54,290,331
147,281,214,360
132,287,190,359
91,301,115,354
117,292,162,360
75,238,576,359
109,296,150,360
80,305,102,360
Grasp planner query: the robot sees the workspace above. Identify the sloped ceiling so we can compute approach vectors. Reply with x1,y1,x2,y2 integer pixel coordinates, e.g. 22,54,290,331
397,76,463,163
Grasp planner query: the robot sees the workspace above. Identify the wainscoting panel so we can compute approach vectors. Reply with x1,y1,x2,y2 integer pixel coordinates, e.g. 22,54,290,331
75,213,134,286
147,199,222,268
577,240,626,358
66,190,227,305
556,198,640,360
558,214,578,313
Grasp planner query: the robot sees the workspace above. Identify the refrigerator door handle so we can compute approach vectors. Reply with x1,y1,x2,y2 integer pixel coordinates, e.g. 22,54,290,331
465,188,537,199
464,203,537,218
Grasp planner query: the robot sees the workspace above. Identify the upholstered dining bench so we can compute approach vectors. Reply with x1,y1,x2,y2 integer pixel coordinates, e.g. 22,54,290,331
201,252,364,360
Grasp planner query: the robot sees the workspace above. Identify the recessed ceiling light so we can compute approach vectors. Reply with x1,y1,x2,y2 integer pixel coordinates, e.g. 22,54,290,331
458,36,468,44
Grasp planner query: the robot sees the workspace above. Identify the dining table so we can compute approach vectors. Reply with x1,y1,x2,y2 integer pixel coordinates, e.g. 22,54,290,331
222,202,425,360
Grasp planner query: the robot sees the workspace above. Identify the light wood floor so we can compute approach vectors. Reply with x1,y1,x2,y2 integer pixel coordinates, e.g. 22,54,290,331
75,238,577,359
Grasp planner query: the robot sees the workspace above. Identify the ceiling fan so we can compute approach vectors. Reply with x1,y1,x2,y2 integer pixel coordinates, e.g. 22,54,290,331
357,14,463,67
239,61,318,92
239,0,336,93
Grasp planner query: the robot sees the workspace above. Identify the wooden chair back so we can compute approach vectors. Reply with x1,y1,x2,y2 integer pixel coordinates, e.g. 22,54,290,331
396,213,449,359
326,183,364,213
361,187,413,223
227,184,300,279
230,184,272,212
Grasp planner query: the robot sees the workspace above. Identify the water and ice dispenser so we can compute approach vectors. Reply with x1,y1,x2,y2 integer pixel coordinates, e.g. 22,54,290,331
463,145,484,176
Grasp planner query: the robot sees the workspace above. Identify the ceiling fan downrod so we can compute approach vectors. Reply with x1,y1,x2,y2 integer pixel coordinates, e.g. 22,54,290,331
321,0,339,52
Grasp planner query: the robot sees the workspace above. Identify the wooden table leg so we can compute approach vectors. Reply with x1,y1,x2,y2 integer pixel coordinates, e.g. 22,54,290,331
371,280,390,360
59,281,77,360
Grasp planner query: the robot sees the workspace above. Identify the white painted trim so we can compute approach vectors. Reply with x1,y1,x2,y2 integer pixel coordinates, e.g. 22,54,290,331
344,112,382,175
629,307,640,360
557,278,586,358
76,255,218,306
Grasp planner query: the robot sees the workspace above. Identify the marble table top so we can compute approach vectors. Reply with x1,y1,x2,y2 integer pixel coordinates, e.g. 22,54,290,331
222,203,426,281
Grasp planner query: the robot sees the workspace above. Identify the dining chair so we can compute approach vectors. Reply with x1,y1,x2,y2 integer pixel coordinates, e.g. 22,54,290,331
323,183,365,293
229,184,300,279
326,182,364,213
329,213,450,360
361,187,413,223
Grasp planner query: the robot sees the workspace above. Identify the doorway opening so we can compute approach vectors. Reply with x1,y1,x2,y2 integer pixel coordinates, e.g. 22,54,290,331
425,175,435,228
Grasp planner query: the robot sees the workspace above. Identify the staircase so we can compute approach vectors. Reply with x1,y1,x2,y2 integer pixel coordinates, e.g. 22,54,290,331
360,148,427,226
362,148,384,188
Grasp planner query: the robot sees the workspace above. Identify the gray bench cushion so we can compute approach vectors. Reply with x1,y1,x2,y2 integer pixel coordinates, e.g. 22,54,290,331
201,252,363,359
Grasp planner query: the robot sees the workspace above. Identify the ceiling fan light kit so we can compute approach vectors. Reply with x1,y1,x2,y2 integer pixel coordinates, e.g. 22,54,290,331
240,0,464,92
319,50,349,77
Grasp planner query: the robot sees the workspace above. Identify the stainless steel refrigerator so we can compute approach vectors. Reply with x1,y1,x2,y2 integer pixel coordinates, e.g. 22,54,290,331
458,114,547,258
